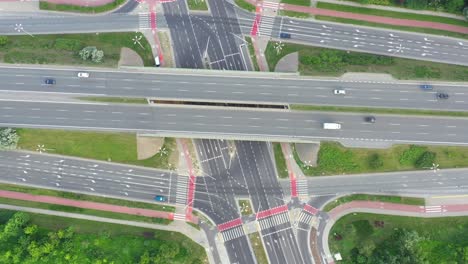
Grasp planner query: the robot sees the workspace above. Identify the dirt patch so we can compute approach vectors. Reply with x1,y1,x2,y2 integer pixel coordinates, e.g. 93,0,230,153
137,135,164,160
296,142,320,167
275,52,298,73
118,47,144,67
158,31,175,68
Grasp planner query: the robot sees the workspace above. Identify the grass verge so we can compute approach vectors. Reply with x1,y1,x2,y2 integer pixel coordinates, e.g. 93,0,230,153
323,194,425,212
39,0,125,13
77,96,148,104
290,104,468,118
264,42,468,80
316,2,468,27
187,0,209,10
281,0,310,6
235,0,256,12
249,232,269,264
278,10,311,18
238,199,253,215
316,15,468,40
0,210,207,263
158,31,175,68
273,143,289,178
329,213,468,263
0,182,175,212
16,129,176,170
0,33,154,67
245,37,260,71
187,222,201,230
0,197,172,225
292,142,468,176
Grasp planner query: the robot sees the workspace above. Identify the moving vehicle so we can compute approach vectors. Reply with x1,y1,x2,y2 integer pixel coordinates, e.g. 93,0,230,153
323,123,341,130
333,89,346,95
78,72,89,78
154,56,160,67
420,84,433,90
154,195,167,202
44,78,56,85
436,92,449,99
365,116,376,123
279,32,291,39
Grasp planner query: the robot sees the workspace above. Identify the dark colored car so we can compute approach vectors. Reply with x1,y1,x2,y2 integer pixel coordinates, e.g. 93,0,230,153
436,92,449,99
420,84,433,90
365,116,376,123
44,78,56,85
279,32,291,39
154,195,167,202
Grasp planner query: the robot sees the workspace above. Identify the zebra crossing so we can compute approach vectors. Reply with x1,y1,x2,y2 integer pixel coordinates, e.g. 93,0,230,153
296,179,308,197
175,177,188,205
262,0,280,10
173,213,186,221
221,226,246,242
258,15,275,37
138,13,150,30
297,210,313,226
258,211,291,230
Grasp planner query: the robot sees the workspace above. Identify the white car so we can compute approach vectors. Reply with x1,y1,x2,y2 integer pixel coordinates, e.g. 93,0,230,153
333,89,346,95
77,72,90,78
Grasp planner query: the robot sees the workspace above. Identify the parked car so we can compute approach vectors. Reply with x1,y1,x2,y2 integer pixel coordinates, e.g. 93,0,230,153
333,89,346,95
436,92,449,99
44,78,56,85
78,72,90,78
364,116,376,123
154,195,167,202
420,84,433,90
279,32,291,39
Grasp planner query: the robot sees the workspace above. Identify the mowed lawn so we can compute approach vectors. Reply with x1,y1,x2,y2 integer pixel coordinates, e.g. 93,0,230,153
264,42,468,81
16,129,175,170
0,33,154,67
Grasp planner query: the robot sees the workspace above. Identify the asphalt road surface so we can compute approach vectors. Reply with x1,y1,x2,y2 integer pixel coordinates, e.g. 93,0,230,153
2,66,468,111
1,11,467,65
3,100,468,146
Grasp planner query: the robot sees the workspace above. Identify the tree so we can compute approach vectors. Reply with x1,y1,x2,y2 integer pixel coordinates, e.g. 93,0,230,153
445,0,465,13
91,49,104,63
415,151,436,168
79,46,95,60
368,153,383,169
463,6,468,20
0,128,20,150
0,36,7,46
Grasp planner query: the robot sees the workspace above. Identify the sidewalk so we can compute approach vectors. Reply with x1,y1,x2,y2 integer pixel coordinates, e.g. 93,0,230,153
246,0,468,34
317,0,466,20
0,189,198,223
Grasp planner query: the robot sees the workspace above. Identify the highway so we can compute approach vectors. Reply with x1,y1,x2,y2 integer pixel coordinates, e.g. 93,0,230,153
3,100,468,146
2,66,468,111
0,12,467,66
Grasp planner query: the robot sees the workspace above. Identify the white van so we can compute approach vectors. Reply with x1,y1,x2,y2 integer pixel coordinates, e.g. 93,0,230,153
154,56,160,67
323,123,341,130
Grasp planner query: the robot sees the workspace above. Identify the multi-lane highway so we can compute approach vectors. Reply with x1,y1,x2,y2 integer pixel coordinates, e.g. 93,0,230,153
3,100,468,146
2,66,468,111
1,11,467,66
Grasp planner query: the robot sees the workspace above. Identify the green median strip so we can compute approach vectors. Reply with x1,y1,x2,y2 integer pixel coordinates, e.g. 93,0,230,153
323,194,425,212
235,0,256,12
77,96,148,104
245,37,260,71
316,2,468,27
0,182,175,212
249,232,269,264
290,104,468,118
316,15,468,40
187,0,209,10
273,143,289,178
39,0,126,13
278,10,311,18
281,0,311,7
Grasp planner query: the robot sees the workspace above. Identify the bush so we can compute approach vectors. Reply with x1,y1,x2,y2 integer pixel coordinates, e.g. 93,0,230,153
54,38,83,51
415,151,436,168
0,36,8,46
342,53,394,66
444,0,465,13
317,143,359,173
79,46,104,63
464,6,468,20
399,145,427,166
404,0,428,9
0,128,19,150
368,153,384,169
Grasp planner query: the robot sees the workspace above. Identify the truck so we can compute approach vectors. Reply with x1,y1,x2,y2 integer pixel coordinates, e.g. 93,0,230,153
323,123,341,130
